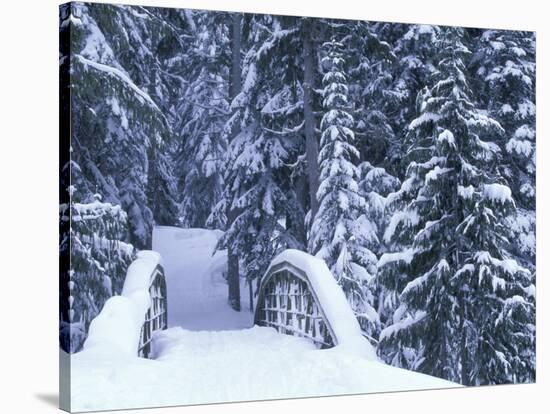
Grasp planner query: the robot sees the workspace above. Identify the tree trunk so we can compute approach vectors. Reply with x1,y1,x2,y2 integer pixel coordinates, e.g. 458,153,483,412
227,13,243,311
229,13,242,100
248,278,254,313
227,238,240,311
460,299,470,385
289,174,307,247
302,19,320,230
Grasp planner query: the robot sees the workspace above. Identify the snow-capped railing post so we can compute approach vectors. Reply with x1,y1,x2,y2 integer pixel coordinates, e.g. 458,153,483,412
254,249,377,358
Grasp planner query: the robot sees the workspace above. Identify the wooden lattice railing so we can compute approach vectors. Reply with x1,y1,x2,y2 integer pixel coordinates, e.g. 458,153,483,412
138,264,168,358
254,261,337,349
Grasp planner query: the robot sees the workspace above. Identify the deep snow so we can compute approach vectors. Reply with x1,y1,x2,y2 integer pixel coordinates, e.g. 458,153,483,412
71,324,456,412
70,227,458,412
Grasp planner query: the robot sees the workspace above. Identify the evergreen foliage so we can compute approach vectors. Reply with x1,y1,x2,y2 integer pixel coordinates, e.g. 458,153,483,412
177,11,230,228
377,27,535,384
310,39,379,337
60,172,134,352
217,15,302,286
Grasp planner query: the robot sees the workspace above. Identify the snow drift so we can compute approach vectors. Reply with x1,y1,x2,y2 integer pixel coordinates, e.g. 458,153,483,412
81,250,161,356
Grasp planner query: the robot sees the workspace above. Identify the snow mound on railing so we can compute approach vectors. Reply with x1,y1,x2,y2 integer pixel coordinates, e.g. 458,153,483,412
122,251,162,296
82,251,161,356
268,249,377,360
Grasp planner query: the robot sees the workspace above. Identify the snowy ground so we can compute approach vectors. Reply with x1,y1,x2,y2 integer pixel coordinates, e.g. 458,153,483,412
70,227,458,412
71,325,456,412
152,226,253,330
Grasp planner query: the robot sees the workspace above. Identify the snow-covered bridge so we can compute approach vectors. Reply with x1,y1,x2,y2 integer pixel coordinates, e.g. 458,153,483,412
68,227,455,412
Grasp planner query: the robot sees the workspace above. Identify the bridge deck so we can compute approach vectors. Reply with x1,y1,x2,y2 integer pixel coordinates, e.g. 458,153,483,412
70,226,457,412
71,325,455,412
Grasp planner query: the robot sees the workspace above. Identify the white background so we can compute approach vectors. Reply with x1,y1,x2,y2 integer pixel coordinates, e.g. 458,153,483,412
0,0,547,412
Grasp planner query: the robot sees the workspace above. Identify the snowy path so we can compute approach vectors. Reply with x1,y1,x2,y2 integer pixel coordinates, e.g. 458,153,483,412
152,226,253,330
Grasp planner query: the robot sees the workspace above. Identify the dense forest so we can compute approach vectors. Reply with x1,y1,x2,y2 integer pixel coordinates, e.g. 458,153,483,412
59,2,535,385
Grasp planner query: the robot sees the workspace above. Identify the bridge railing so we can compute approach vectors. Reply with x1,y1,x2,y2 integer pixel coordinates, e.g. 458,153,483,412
255,261,336,348
81,251,168,358
137,263,168,358
254,249,376,358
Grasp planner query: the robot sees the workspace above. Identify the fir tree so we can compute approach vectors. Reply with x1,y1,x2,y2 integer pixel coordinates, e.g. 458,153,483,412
474,30,536,271
357,161,400,328
177,11,230,228
345,21,401,173
378,27,535,384
60,170,134,353
69,3,181,248
454,183,535,384
392,24,440,139
309,39,379,337
148,136,179,227
217,14,301,297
